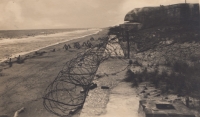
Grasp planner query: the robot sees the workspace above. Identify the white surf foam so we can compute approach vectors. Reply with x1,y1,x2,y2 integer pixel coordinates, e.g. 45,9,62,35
0,28,102,63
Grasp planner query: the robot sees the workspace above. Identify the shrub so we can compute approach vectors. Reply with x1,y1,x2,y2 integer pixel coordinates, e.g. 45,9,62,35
124,69,135,82
172,60,189,73
190,55,200,62
128,60,133,65
133,60,142,66
125,60,200,98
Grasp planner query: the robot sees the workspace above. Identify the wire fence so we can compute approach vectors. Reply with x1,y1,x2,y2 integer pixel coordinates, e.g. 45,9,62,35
43,37,120,116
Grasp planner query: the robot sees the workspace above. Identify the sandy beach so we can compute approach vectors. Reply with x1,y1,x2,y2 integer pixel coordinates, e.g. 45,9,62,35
0,29,101,62
0,28,109,117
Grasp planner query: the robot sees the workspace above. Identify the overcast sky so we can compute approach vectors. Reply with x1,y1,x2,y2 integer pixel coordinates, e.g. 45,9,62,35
0,0,199,30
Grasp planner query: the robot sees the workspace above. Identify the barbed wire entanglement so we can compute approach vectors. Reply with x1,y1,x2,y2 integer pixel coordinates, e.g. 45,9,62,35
43,36,122,116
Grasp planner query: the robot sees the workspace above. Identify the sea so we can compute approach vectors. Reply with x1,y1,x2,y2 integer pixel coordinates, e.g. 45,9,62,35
0,28,101,63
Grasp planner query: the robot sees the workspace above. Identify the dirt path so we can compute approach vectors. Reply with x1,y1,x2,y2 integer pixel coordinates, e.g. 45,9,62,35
99,82,139,117
80,35,140,117
80,58,140,117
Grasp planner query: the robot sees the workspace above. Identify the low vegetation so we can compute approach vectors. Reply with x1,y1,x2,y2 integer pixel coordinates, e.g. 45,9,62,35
124,61,200,98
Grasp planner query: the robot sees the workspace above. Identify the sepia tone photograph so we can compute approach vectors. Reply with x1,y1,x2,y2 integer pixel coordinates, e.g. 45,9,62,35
0,0,199,117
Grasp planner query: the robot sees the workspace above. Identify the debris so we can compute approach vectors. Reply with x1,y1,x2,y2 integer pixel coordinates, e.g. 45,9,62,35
69,106,82,115
63,44,68,50
73,42,81,49
96,74,104,78
14,107,25,117
111,73,117,75
86,41,93,48
89,83,97,90
90,37,94,41
101,86,109,89
80,89,86,93
82,42,87,47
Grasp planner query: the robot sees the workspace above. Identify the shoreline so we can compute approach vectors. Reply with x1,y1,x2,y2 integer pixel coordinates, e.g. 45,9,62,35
0,28,102,63
0,28,109,117
0,28,94,40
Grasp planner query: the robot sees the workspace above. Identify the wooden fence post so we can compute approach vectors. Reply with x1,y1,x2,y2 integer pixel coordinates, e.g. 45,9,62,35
126,30,130,59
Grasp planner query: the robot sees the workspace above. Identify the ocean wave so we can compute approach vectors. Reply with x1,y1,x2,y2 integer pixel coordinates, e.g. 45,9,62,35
0,28,101,63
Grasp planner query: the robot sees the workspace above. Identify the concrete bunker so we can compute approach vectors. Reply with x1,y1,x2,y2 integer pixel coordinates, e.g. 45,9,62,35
155,104,175,110
139,100,195,117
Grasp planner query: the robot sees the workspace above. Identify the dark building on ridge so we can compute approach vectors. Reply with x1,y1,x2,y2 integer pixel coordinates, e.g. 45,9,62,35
123,3,199,29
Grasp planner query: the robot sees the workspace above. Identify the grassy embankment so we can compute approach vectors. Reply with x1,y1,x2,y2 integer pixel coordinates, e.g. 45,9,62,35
109,24,200,100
